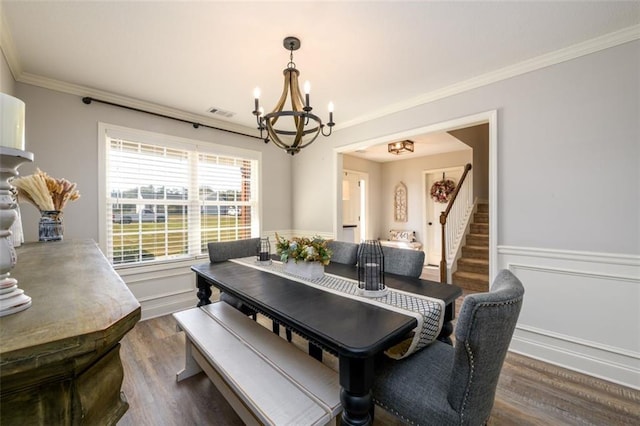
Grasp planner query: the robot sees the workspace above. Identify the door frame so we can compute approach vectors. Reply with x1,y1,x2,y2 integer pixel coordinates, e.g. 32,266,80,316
334,109,497,282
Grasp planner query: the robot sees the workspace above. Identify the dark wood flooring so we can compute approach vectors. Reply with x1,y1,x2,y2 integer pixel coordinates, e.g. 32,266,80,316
118,295,640,425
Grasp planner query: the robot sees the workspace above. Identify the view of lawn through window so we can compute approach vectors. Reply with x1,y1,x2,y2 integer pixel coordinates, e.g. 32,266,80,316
105,136,257,265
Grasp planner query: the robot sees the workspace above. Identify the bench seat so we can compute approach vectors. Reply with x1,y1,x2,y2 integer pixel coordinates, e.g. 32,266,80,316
173,302,341,425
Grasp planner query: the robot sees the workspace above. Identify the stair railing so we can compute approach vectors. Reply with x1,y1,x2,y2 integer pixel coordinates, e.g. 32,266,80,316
439,163,473,283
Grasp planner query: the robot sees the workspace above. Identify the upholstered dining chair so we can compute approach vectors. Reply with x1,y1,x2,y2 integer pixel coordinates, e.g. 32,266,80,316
207,238,260,318
380,245,425,278
372,269,525,425
326,240,359,265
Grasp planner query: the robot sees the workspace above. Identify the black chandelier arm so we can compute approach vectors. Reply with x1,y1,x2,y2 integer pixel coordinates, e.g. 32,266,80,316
321,123,334,137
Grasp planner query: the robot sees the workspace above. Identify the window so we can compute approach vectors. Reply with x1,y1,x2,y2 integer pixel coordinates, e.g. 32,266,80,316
100,124,259,266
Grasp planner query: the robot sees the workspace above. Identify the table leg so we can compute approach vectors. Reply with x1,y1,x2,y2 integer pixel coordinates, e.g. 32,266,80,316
196,276,212,307
339,356,374,426
437,301,456,344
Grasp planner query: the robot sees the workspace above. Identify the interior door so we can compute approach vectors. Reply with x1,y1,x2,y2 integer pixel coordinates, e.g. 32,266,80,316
342,171,362,243
425,172,443,265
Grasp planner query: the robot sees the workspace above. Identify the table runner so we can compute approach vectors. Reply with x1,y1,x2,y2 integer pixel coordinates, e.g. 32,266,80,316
229,257,445,359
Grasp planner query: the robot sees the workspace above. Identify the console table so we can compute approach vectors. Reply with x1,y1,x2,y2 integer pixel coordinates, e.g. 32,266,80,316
0,239,140,425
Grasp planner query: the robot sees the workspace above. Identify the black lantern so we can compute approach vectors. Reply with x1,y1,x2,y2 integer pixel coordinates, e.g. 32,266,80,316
357,240,387,296
257,237,271,264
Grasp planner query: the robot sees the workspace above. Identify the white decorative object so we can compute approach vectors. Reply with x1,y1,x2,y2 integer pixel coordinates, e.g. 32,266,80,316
0,146,34,316
0,93,26,150
283,261,324,281
394,182,407,222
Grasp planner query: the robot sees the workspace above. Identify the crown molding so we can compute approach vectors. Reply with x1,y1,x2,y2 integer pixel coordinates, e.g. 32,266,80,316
15,72,259,137
340,24,640,130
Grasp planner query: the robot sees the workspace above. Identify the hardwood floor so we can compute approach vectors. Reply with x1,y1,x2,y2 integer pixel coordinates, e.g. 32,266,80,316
118,298,640,425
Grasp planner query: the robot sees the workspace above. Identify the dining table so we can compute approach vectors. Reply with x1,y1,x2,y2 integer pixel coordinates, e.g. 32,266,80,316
191,258,462,426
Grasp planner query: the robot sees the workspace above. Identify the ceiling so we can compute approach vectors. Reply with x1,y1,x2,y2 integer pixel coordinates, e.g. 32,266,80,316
2,1,639,160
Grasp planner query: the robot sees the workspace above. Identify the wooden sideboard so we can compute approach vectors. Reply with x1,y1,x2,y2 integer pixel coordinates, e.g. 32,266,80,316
0,239,141,425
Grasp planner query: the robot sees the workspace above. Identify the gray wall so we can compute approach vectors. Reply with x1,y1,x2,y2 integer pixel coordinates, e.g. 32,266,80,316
449,123,489,201
296,40,639,256
293,40,640,388
13,83,293,243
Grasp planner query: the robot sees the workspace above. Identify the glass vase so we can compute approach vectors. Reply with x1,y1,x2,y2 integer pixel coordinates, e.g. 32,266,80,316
39,210,63,242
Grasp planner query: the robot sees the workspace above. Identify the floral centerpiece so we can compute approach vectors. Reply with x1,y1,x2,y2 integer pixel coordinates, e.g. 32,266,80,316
275,233,332,280
12,169,80,241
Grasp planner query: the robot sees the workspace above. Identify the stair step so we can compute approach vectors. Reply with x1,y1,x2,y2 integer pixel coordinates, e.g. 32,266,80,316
462,245,489,260
477,203,489,213
466,233,488,247
457,257,489,274
474,212,489,223
452,271,489,292
471,223,489,235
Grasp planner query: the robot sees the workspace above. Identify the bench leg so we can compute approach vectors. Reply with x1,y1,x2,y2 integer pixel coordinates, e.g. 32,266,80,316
176,340,203,382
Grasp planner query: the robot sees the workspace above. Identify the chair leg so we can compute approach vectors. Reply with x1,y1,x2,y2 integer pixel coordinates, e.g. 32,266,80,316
272,321,280,335
286,328,292,342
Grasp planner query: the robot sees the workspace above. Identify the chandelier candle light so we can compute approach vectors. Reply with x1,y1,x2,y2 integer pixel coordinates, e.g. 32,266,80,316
252,36,335,155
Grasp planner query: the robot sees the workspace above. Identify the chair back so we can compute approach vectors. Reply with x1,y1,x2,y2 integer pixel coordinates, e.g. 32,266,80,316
327,240,359,265
380,246,425,278
447,269,524,424
208,238,260,263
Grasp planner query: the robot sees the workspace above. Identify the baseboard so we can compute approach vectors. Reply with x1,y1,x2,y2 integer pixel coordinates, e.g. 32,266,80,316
511,326,640,390
499,245,640,390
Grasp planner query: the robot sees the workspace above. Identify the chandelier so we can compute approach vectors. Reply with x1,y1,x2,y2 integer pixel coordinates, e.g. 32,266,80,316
388,140,414,155
252,37,335,156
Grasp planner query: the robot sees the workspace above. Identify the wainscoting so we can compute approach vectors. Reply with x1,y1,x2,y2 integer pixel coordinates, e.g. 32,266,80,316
499,245,640,390
114,240,639,390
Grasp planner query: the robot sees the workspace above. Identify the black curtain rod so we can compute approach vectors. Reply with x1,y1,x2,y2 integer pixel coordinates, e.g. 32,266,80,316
81,96,262,140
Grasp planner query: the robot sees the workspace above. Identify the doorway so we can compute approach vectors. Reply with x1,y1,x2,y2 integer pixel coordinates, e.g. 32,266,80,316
342,170,368,243
335,110,497,280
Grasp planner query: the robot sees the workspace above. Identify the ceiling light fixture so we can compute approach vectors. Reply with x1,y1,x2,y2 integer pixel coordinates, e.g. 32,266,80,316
388,140,415,155
252,36,335,156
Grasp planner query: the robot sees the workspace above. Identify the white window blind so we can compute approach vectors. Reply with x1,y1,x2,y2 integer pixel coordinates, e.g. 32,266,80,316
103,130,258,266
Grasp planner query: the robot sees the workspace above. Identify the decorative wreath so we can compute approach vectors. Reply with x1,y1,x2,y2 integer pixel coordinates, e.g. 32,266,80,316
430,179,456,204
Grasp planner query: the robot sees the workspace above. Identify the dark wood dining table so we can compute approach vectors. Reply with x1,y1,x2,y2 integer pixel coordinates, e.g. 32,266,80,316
191,260,462,426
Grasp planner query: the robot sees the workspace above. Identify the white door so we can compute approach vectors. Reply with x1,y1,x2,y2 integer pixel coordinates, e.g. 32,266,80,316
425,172,443,265
343,171,363,243
424,167,464,266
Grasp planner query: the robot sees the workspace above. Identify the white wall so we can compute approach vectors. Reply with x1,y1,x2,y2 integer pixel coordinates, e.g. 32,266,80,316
380,150,472,243
294,41,640,389
1,49,15,94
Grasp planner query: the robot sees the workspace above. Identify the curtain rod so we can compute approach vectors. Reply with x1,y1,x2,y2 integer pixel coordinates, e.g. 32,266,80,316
81,96,262,140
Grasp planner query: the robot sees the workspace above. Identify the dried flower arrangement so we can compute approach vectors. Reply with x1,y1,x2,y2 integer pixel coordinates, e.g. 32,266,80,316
12,169,80,212
275,233,332,265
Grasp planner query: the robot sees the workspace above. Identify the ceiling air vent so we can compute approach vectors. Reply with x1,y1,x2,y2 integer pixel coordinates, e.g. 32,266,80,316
208,107,235,118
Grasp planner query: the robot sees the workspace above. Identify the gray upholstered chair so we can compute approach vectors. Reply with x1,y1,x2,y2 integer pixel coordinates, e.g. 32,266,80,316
207,238,260,317
372,269,525,425
380,245,425,278
327,240,359,265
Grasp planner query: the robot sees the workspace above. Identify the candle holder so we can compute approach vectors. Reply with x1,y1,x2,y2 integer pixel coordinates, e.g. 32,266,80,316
0,147,34,316
357,240,388,298
257,237,272,265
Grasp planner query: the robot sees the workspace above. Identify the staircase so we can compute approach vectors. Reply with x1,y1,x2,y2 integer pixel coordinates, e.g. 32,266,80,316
452,203,489,292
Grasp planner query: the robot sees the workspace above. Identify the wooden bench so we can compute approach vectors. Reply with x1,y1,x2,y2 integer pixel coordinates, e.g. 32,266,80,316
173,302,341,425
